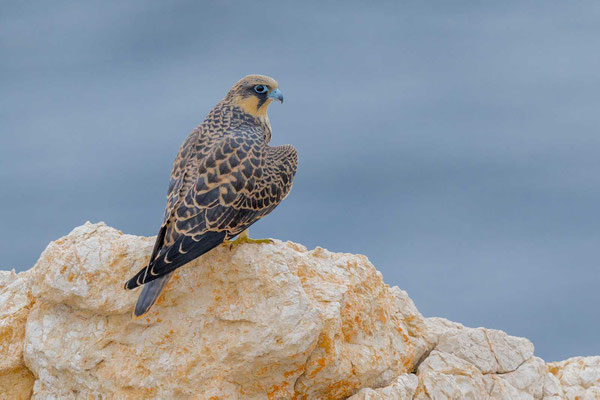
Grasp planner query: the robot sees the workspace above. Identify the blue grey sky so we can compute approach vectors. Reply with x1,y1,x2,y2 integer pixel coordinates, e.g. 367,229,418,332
1,1,599,361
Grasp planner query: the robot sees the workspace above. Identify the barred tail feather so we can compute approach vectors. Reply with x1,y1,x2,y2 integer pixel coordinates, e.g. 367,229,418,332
133,273,172,318
124,231,226,290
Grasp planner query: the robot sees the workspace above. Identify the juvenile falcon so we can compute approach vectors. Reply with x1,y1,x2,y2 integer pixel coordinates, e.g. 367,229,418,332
124,75,297,318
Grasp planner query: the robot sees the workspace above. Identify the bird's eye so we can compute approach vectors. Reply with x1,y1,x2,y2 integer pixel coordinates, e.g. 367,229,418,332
254,84,268,94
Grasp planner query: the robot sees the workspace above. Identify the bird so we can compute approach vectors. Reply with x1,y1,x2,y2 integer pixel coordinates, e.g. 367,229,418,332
124,75,297,318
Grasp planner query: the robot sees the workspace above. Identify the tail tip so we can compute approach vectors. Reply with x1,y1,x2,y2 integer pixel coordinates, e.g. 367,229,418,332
132,308,149,320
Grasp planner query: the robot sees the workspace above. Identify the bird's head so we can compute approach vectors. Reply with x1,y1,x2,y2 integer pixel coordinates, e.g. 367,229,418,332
225,75,283,118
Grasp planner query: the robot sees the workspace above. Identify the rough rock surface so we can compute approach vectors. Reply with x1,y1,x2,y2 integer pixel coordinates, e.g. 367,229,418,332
348,374,418,399
0,269,35,400
0,222,598,399
545,357,600,400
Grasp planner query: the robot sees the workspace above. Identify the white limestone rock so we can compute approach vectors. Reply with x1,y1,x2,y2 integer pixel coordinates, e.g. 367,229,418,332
546,356,600,400
22,222,430,399
435,327,534,374
423,317,464,347
0,269,35,399
0,221,598,399
27,222,150,313
413,327,544,400
348,374,419,399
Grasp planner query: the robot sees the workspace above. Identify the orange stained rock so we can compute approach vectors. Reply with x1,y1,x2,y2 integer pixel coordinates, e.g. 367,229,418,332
266,382,290,400
310,357,328,378
283,364,305,378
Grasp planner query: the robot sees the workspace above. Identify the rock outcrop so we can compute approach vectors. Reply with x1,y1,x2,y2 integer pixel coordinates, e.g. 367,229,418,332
0,270,35,400
0,222,598,399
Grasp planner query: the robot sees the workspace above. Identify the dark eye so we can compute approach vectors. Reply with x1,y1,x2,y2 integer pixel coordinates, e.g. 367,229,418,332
254,84,268,94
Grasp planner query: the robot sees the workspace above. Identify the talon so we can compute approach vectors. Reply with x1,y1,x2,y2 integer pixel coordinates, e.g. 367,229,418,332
226,229,272,250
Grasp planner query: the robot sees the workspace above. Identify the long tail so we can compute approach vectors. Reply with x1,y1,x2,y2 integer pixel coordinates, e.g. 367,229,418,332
133,272,173,318
124,231,226,290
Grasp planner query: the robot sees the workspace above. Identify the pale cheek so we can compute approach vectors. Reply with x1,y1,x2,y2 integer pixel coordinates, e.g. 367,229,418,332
234,95,269,117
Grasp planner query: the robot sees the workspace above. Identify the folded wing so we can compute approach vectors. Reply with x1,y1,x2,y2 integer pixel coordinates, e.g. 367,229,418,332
124,135,297,290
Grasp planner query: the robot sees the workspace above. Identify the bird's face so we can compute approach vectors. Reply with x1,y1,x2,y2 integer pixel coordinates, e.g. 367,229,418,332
226,75,284,118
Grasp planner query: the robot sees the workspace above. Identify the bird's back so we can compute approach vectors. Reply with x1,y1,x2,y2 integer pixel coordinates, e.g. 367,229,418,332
124,75,296,318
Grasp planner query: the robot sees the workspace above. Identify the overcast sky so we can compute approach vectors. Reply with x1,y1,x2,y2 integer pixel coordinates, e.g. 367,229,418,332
1,1,599,362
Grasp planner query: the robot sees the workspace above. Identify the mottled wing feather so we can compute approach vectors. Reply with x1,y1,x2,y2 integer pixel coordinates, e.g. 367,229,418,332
162,130,202,225
125,128,214,289
125,131,297,289
224,144,298,236
126,231,226,290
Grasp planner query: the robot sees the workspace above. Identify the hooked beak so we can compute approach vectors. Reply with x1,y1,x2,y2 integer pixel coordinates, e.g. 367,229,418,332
269,88,284,103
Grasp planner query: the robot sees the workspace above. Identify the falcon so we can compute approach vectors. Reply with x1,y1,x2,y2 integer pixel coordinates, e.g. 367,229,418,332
124,75,297,318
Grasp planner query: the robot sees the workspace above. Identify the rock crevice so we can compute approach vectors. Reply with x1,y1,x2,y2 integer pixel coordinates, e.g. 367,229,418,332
0,222,598,399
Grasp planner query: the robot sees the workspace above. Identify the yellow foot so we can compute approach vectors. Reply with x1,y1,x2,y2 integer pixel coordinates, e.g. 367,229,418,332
221,229,273,250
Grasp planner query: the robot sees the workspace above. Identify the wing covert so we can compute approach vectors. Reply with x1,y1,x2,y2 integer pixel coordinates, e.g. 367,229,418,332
126,132,297,288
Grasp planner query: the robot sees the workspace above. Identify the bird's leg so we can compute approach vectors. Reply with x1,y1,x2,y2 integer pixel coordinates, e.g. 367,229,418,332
222,229,272,250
